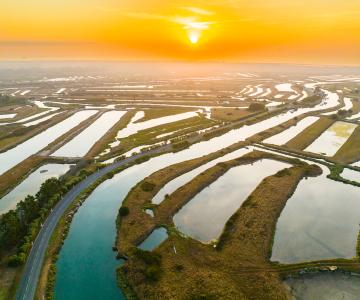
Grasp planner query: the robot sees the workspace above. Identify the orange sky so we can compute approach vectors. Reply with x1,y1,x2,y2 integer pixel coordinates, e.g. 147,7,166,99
1,0,360,64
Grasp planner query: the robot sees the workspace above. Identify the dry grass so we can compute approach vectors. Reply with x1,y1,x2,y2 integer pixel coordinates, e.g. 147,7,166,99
117,150,321,299
0,110,70,152
0,155,44,199
211,108,253,122
0,104,43,122
116,142,249,253
285,117,335,150
84,110,136,159
333,125,360,163
136,108,197,123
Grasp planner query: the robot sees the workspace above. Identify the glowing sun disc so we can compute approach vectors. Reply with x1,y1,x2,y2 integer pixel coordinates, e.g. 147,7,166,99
189,32,200,44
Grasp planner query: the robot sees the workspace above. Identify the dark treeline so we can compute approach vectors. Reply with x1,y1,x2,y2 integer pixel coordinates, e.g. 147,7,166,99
0,94,28,107
0,164,103,267
0,178,64,266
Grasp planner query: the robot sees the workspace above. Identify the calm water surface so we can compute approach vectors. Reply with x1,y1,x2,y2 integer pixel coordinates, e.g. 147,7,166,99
138,227,168,251
173,159,289,242
284,273,360,300
0,164,72,215
271,166,360,263
55,89,341,299
0,110,97,175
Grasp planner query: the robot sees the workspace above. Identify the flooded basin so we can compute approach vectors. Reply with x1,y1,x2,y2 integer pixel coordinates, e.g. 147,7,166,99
138,227,168,251
305,121,357,156
341,168,360,183
271,166,360,263
173,159,289,243
264,116,319,145
0,110,97,176
0,164,72,215
115,111,200,139
54,88,340,299
52,111,126,157
152,147,252,204
284,272,360,300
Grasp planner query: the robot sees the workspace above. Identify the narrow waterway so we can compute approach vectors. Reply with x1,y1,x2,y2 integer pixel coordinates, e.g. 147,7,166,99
54,89,341,299
52,111,126,157
0,110,97,176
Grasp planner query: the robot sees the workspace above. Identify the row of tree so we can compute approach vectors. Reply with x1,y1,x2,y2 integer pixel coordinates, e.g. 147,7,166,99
0,163,103,267
0,178,64,266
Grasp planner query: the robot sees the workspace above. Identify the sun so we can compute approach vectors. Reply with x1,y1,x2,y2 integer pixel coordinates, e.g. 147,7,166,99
188,31,200,44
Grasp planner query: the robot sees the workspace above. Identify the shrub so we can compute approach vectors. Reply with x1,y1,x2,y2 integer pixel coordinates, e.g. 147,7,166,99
133,248,163,281
119,206,130,217
8,253,26,267
144,265,162,281
141,181,156,192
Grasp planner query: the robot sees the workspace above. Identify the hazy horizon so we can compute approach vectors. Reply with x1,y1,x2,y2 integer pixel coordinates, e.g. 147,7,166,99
2,0,360,64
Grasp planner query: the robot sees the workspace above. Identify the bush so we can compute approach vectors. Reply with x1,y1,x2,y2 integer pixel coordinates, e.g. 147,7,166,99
141,181,156,192
8,253,26,267
133,248,161,265
119,206,130,217
144,265,162,281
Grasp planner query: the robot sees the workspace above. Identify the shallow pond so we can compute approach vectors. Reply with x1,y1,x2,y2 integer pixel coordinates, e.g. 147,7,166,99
115,111,200,139
52,111,126,157
54,88,340,299
284,272,360,300
271,166,360,264
173,159,289,243
264,116,319,145
0,164,72,215
152,147,252,204
138,227,168,251
305,121,357,156
341,168,360,183
23,112,63,127
0,110,97,176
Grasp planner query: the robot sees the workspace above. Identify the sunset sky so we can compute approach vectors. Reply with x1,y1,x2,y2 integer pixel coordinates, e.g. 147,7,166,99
1,0,360,64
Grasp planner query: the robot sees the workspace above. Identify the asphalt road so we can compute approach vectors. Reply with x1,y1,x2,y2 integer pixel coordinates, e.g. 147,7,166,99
15,145,170,300
15,108,284,300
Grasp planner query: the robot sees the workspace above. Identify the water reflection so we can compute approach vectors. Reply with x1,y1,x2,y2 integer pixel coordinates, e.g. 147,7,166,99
173,159,289,242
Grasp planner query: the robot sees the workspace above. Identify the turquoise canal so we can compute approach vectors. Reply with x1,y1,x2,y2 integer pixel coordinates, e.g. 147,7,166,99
55,93,341,299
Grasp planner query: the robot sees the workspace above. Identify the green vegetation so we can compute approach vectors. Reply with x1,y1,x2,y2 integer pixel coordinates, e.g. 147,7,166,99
0,95,27,107
104,115,217,160
85,110,136,159
132,248,162,281
119,206,130,217
116,149,321,299
0,178,63,266
0,162,105,299
135,108,196,123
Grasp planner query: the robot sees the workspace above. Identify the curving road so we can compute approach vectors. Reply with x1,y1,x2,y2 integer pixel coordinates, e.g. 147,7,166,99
15,146,170,300
15,108,285,300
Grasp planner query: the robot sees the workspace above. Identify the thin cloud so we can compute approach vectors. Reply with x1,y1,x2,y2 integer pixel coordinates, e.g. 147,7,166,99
182,7,214,16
